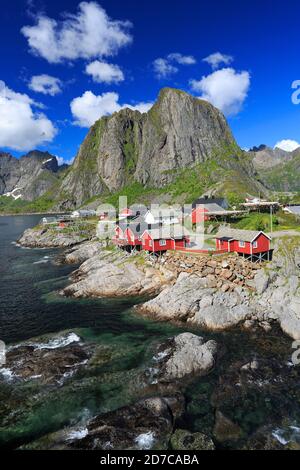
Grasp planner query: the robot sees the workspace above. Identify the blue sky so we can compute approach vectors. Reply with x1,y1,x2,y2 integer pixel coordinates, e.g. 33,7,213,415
1,0,300,162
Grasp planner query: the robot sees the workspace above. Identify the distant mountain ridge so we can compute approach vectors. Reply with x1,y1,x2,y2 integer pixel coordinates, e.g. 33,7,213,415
250,145,300,192
0,150,66,201
250,145,295,170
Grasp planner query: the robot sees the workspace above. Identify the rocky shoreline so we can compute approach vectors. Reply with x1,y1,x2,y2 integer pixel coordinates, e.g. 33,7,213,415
137,240,300,339
18,226,300,340
18,226,90,248
10,226,300,450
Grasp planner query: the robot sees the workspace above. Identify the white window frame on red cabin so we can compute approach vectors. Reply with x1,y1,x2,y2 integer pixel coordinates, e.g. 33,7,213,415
239,240,245,248
149,240,153,247
252,240,258,248
160,240,167,246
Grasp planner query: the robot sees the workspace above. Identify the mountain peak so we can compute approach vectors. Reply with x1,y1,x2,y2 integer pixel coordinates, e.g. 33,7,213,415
58,87,237,206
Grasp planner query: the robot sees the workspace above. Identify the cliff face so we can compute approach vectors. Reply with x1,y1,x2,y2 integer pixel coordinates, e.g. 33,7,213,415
0,150,61,201
59,88,239,206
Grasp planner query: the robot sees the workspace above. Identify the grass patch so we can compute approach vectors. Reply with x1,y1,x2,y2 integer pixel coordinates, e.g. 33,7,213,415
231,210,300,232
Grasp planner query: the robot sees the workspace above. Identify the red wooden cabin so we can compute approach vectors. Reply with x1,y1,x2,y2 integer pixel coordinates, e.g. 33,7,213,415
141,227,190,252
191,203,226,224
124,227,142,247
112,220,146,250
215,228,272,261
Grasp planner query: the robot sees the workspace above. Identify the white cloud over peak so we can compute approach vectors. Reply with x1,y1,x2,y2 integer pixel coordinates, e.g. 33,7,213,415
21,2,132,64
0,80,56,151
274,139,300,152
29,74,62,96
190,67,250,116
203,52,234,70
153,52,196,79
70,91,153,127
85,60,124,84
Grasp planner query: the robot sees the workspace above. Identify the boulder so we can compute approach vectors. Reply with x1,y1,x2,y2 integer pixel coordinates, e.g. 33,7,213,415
63,250,174,298
254,269,270,295
153,333,218,382
71,398,175,450
60,241,99,264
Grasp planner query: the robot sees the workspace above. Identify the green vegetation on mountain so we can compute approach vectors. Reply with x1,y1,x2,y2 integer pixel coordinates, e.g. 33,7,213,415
260,152,300,191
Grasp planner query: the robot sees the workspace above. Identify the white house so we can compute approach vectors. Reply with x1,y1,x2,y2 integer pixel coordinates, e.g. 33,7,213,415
144,208,181,225
71,209,96,218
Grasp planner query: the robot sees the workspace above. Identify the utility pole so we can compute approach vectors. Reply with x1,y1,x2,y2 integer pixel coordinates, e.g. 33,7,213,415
270,205,273,234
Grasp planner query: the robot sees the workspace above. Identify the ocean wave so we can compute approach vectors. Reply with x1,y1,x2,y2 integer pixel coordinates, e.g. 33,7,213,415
0,367,16,382
33,255,51,265
33,332,81,350
9,332,81,352
67,427,88,441
272,425,300,445
135,431,155,450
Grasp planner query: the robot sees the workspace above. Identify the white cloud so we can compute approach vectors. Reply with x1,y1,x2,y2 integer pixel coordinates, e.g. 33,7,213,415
21,2,132,64
29,74,62,95
190,68,250,116
0,80,56,151
70,91,153,127
56,156,75,166
203,52,234,70
167,53,196,65
274,139,300,152
153,58,178,79
85,60,124,84
153,53,196,79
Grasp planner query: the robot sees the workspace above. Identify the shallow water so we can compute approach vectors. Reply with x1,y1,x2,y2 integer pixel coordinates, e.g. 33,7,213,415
0,215,299,450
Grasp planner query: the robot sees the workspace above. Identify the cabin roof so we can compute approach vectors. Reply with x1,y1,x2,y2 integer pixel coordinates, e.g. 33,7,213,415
143,225,190,240
192,197,227,208
216,228,271,243
118,218,161,238
193,202,225,213
146,207,181,218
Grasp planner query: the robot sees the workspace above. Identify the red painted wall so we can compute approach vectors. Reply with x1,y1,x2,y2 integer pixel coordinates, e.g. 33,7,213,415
251,233,270,254
174,239,187,249
141,231,188,252
125,228,141,246
216,239,233,252
216,233,270,254
191,207,209,224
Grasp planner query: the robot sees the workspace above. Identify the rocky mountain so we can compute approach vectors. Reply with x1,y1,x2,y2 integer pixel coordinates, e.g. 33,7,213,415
0,150,65,201
1,89,281,211
58,87,266,208
250,145,300,191
250,145,293,170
